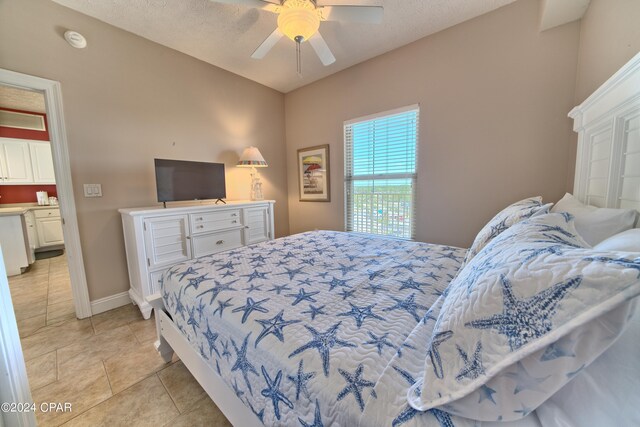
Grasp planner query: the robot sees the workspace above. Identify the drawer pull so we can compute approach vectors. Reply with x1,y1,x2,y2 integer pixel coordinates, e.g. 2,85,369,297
232,220,237,224
216,240,225,245
231,213,238,217
197,225,204,229
196,217,203,221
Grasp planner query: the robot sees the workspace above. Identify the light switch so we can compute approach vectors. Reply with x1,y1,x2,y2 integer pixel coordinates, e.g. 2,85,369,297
83,184,102,197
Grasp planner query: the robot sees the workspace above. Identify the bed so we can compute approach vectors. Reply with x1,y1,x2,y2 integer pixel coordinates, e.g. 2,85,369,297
148,51,640,427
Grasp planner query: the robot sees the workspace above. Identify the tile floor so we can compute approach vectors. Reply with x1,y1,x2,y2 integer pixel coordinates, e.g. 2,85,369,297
8,254,232,426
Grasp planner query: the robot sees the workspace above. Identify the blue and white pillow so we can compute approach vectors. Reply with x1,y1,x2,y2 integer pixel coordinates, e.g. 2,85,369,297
407,213,640,421
463,196,549,267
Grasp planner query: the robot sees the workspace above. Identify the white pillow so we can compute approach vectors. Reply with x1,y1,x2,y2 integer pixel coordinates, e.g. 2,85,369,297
406,214,640,421
550,193,638,246
594,228,640,252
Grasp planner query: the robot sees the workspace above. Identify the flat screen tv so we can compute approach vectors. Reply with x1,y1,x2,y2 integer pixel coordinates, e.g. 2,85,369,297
154,159,226,204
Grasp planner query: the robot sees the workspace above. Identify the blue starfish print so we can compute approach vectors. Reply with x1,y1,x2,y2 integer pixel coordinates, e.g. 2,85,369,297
276,260,290,267
364,332,395,355
255,310,301,347
318,271,330,279
277,266,308,280
221,340,232,362
176,266,202,281
455,341,485,381
282,251,297,259
298,399,323,427
398,277,430,294
232,378,244,400
286,288,320,306
297,278,313,287
338,303,384,328
260,366,294,420
249,254,268,265
391,366,420,426
243,283,263,293
174,289,186,319
195,299,206,321
366,283,386,294
584,256,640,278
428,330,453,379
242,269,269,282
197,279,238,304
396,342,416,358
514,403,534,418
339,289,356,300
269,284,292,295
395,262,418,273
287,359,315,401
367,269,386,280
301,304,326,321
322,276,350,291
478,384,497,404
289,322,356,376
486,218,509,241
519,245,567,263
198,343,208,360
384,293,428,322
216,261,239,271
364,259,381,267
423,272,441,281
466,275,581,350
247,401,265,423
184,274,212,292
213,297,233,318
220,270,235,278
431,263,446,271
203,322,220,358
232,297,270,323
504,361,550,394
566,364,585,379
535,233,582,247
336,364,376,412
186,306,199,334
540,339,576,361
231,333,259,395
333,263,357,277
535,224,576,238
299,257,317,266
438,252,463,262
167,267,179,280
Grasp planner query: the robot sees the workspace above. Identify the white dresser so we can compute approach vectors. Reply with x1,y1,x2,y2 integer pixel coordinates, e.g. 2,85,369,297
119,200,275,318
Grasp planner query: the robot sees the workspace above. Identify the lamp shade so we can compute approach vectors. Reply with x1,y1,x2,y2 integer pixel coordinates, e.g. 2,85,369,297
237,146,268,167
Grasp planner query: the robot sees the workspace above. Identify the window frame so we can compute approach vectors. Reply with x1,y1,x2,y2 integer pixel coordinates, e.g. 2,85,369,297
343,104,420,240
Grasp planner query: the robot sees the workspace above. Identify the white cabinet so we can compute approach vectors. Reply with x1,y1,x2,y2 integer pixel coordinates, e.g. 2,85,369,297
120,201,275,319
0,138,56,185
0,140,33,184
34,208,64,247
0,213,30,276
29,142,56,184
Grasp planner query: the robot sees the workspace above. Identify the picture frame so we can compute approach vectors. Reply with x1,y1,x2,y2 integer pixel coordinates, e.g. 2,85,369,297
297,144,330,202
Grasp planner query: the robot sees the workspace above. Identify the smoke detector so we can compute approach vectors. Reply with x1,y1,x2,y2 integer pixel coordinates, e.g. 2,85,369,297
64,31,87,49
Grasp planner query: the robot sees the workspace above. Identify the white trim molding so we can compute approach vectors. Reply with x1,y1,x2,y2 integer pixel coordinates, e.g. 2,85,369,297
0,68,92,319
90,291,132,316
0,248,37,427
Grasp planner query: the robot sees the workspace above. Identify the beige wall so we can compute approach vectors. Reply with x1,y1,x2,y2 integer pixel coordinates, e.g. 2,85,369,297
0,0,289,301
284,0,580,248
566,0,640,190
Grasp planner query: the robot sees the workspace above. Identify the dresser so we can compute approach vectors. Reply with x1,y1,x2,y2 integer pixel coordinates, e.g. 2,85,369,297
119,200,275,318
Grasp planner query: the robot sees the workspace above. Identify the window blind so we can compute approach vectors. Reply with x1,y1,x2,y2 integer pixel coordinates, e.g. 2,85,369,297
345,106,419,239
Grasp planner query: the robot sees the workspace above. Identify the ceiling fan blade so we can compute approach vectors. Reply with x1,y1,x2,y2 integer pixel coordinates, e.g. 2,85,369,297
320,5,383,24
208,0,280,12
309,32,336,66
251,28,284,59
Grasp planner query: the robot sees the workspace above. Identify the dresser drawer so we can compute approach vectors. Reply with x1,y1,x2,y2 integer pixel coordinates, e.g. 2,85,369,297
191,228,243,258
190,209,241,234
33,208,60,218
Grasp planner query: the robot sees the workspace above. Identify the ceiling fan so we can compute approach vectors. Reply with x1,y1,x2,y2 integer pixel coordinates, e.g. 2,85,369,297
209,0,384,74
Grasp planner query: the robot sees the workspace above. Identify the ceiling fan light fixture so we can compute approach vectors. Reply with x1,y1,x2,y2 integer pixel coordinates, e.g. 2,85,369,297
277,0,320,42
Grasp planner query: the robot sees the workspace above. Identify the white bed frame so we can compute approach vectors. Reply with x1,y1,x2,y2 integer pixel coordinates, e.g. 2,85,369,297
147,51,640,427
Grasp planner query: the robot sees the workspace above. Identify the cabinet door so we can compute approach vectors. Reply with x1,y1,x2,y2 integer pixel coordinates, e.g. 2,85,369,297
143,214,191,269
36,216,64,247
0,140,33,183
29,142,56,184
243,206,270,245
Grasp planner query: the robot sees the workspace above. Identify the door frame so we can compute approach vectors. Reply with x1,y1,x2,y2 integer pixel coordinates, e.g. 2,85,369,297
0,68,91,318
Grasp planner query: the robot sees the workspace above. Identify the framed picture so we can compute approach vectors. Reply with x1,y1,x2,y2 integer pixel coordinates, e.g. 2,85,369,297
297,144,330,202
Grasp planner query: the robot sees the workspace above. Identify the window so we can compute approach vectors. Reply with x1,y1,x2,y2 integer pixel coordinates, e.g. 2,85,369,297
344,105,419,239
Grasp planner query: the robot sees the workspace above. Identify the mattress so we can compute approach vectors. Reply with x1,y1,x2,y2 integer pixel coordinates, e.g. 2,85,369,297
161,230,541,426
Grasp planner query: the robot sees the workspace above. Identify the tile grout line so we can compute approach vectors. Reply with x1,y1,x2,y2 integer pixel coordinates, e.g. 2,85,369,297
102,360,114,395
156,373,182,415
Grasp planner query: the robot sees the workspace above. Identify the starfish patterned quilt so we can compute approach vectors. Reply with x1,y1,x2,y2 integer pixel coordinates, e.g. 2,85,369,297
161,230,483,426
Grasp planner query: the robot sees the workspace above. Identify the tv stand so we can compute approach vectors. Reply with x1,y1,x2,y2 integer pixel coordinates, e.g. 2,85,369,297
214,198,226,205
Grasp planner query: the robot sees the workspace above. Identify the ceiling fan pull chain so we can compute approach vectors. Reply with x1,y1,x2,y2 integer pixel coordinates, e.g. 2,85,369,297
295,35,303,77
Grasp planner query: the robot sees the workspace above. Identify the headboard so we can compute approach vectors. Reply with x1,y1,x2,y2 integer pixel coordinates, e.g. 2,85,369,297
569,51,640,226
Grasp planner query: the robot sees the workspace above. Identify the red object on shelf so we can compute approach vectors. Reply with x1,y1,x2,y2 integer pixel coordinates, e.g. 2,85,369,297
0,185,57,204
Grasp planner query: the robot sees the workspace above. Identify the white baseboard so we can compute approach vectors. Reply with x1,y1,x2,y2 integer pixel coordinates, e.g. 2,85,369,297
90,291,132,315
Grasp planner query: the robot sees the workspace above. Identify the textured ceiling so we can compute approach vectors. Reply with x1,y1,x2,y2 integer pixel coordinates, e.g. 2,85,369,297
51,0,518,93
0,85,46,113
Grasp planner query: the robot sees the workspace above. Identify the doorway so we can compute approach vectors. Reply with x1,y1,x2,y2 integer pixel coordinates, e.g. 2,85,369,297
0,69,90,319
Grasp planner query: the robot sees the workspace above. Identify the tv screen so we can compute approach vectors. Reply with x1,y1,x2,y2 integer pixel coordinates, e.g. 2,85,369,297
154,159,226,203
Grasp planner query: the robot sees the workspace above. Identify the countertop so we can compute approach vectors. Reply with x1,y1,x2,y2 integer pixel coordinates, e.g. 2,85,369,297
0,205,60,217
